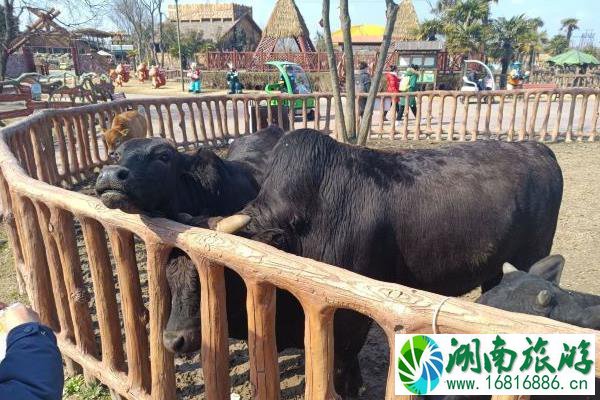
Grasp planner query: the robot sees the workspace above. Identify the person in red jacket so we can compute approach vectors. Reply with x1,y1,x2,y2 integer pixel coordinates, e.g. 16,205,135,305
384,65,400,120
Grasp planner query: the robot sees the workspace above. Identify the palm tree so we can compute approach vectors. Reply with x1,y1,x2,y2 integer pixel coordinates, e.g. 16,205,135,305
561,18,579,45
546,35,569,56
490,15,533,88
419,18,444,41
519,17,546,71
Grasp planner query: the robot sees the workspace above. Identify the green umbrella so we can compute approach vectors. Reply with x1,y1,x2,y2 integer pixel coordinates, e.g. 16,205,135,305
548,49,600,66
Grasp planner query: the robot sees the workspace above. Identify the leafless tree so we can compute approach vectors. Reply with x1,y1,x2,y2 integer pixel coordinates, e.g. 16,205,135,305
322,0,398,145
140,0,162,64
321,0,347,142
339,0,355,139
0,0,18,80
357,0,398,145
112,0,151,63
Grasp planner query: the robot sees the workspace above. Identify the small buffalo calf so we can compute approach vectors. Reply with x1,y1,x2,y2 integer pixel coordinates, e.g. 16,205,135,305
103,110,147,156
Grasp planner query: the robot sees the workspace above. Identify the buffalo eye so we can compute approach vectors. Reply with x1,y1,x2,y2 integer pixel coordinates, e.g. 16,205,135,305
536,289,552,307
157,153,171,163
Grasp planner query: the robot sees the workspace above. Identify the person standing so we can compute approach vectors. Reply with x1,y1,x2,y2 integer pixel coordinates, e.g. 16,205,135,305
355,62,372,117
398,65,419,121
384,65,400,120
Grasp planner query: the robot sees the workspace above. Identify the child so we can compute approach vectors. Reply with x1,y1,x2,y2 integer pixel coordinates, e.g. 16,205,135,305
187,62,202,94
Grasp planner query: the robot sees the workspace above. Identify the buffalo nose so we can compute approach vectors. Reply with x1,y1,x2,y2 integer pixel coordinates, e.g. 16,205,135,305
100,165,130,182
163,331,185,353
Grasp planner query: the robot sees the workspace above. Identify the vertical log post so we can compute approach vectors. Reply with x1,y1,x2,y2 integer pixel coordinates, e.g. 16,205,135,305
552,94,565,142
576,94,589,141
80,218,125,372
11,193,58,330
304,303,337,400
34,204,75,339
246,280,280,400
193,256,230,400
146,242,176,399
50,208,98,377
565,93,577,142
107,228,151,393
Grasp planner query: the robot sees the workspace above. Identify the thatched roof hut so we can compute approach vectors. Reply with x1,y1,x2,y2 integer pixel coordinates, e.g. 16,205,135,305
254,0,315,54
392,0,420,41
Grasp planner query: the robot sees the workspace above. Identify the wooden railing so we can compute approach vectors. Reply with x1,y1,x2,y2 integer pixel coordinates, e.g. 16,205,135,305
0,93,598,400
530,72,600,88
361,88,600,142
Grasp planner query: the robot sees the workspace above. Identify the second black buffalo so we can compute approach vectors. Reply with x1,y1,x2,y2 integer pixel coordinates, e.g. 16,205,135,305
214,129,563,395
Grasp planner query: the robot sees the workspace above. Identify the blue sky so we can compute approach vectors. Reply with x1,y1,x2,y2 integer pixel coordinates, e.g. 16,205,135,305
173,0,599,43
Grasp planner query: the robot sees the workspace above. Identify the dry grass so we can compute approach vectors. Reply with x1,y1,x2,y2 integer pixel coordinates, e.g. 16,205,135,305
0,223,28,305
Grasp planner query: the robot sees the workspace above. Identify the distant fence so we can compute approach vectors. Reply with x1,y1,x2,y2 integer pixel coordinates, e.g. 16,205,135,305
0,91,599,400
529,72,600,88
363,88,599,142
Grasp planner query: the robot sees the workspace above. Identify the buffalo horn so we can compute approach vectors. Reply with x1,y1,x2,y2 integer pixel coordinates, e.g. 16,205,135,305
215,214,251,233
502,262,519,275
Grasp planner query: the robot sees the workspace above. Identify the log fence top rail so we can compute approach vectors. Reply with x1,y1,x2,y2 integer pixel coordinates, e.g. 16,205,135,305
0,108,599,377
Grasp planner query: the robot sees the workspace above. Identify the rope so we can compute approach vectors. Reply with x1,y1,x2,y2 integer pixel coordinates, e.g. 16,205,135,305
432,296,452,334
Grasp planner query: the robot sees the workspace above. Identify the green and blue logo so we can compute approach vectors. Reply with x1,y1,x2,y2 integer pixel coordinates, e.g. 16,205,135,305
397,335,444,395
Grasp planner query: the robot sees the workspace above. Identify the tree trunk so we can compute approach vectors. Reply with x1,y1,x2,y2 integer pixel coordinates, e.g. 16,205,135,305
339,0,356,140
1,0,16,80
528,48,535,72
357,0,399,146
159,3,164,67
322,0,348,143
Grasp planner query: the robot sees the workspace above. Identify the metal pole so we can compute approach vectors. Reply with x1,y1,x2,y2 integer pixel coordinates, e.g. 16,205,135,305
174,0,185,92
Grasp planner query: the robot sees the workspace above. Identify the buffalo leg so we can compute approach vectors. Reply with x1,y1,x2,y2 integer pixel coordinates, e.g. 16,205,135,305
333,309,372,397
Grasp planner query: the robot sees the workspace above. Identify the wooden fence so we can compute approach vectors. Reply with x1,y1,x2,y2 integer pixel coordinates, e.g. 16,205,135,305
529,72,600,88
0,92,599,400
362,88,599,142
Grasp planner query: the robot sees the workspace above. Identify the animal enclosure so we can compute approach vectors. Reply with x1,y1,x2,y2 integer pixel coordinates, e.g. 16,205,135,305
0,90,598,400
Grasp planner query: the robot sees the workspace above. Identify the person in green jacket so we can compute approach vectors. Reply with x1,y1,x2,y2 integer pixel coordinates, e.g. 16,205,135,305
398,65,419,121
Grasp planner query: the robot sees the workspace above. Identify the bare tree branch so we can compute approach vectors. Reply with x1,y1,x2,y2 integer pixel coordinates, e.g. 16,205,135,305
339,0,356,140
322,0,348,143
357,0,399,145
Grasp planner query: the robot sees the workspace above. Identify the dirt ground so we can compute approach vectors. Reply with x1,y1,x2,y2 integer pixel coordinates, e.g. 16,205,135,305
0,140,599,399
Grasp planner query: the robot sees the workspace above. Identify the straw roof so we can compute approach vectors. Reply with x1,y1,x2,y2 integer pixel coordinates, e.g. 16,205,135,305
392,0,420,41
262,0,311,39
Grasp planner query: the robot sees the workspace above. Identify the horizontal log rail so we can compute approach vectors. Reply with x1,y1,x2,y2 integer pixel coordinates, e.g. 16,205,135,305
0,94,599,399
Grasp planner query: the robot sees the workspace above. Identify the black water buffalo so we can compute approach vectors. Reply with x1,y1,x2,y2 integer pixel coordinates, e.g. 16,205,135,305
479,255,600,329
95,125,283,218
213,128,563,395
438,255,599,400
94,126,291,352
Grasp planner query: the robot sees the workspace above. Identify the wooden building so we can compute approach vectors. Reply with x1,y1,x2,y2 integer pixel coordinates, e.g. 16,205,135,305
167,3,262,51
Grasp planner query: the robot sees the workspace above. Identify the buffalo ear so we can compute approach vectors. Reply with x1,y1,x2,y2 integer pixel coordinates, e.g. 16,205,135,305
579,305,600,329
529,255,565,284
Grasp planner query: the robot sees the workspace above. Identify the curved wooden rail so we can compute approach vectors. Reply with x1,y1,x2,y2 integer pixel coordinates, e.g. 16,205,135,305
0,93,598,400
